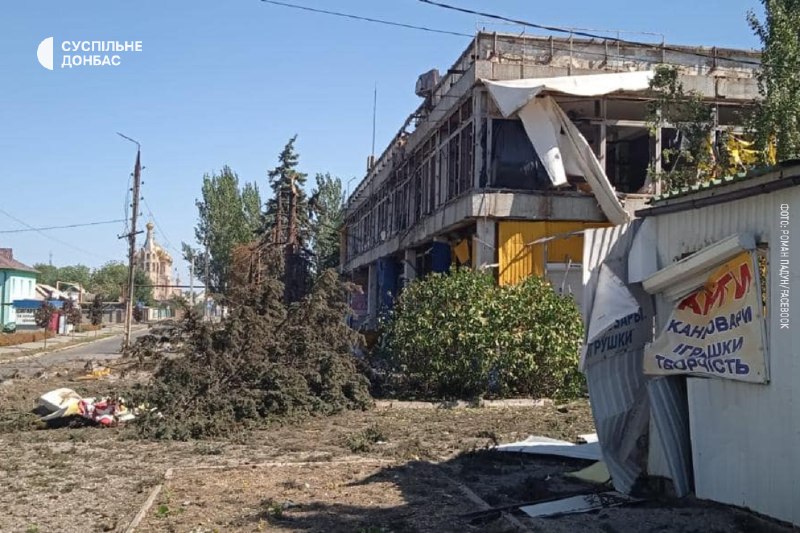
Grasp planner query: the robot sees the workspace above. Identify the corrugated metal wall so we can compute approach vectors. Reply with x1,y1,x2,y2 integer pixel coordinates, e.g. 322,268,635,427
650,190,800,525
498,220,610,285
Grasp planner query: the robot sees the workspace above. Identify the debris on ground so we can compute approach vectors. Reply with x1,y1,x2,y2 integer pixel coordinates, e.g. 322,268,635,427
494,434,602,461
75,366,112,381
519,491,643,518
37,387,135,426
564,461,611,484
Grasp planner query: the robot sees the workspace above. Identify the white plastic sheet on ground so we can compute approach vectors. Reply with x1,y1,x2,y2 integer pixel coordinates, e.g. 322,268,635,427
494,435,602,461
484,71,653,225
520,491,641,518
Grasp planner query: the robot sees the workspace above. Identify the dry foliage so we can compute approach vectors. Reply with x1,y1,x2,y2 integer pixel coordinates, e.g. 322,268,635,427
127,267,372,440
0,330,52,347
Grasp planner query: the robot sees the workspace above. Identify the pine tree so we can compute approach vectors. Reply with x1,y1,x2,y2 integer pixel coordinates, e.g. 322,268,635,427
264,136,310,244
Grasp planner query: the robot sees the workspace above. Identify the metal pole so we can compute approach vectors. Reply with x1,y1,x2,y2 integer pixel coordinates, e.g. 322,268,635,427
189,254,195,306
123,149,141,349
203,239,209,321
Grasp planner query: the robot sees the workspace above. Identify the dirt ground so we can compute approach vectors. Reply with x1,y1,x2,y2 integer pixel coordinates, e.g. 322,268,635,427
0,369,793,533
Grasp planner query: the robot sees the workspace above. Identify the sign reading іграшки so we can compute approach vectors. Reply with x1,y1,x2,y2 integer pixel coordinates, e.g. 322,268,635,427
644,251,768,384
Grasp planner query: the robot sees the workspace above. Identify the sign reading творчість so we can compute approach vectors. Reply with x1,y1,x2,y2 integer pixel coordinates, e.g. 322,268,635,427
644,251,768,383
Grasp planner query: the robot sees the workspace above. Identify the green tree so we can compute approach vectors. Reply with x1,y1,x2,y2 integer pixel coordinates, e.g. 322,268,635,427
264,136,310,244
748,1,800,161
134,269,155,305
57,265,92,290
647,65,718,191
31,263,91,289
184,166,262,294
34,301,55,348
309,173,344,272
62,299,82,337
89,261,153,304
90,261,128,301
32,264,58,286
90,294,104,336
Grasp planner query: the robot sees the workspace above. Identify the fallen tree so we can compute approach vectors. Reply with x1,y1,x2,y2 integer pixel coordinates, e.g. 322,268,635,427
127,267,372,440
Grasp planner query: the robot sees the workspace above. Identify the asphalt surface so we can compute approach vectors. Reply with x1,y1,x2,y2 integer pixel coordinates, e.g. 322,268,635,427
0,328,149,379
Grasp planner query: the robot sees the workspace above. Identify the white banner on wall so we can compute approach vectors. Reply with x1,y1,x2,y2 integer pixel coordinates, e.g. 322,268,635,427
644,251,768,383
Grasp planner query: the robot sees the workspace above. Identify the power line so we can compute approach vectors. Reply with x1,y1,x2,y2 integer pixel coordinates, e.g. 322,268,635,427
418,0,762,67
0,219,125,234
0,208,114,261
260,0,472,38
141,196,178,253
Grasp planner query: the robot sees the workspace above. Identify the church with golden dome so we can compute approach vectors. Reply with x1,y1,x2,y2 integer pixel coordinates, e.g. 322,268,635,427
135,222,181,301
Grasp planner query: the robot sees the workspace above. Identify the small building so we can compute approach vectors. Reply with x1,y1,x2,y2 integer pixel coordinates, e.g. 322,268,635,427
136,222,181,302
0,248,38,328
581,162,800,525
341,32,760,326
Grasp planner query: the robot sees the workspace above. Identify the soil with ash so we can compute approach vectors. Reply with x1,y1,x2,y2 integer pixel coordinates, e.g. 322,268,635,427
0,373,793,533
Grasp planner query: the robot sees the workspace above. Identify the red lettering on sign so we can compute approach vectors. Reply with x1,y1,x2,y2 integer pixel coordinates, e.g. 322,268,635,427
677,259,752,316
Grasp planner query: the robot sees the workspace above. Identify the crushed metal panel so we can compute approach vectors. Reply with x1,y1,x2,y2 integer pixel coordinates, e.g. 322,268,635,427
582,222,654,494
628,217,658,283
516,97,630,224
519,491,642,518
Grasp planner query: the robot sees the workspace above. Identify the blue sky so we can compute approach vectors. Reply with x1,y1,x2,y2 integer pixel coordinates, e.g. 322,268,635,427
0,0,763,282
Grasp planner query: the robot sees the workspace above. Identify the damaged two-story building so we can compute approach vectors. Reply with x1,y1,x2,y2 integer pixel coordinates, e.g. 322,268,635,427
341,31,760,326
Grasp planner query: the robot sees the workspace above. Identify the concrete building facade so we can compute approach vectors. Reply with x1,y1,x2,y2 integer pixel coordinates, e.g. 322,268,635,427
341,32,760,326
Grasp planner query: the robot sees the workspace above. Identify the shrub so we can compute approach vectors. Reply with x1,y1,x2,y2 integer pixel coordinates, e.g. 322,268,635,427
0,330,50,347
379,268,584,400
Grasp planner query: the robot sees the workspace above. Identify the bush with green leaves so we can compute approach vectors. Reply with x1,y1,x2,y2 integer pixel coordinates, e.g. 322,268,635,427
379,268,584,400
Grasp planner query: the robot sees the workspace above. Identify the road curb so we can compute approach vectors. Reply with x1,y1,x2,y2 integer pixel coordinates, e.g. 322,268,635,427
0,326,146,366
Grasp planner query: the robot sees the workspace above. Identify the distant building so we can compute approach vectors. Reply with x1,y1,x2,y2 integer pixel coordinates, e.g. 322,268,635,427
0,248,38,327
136,222,180,302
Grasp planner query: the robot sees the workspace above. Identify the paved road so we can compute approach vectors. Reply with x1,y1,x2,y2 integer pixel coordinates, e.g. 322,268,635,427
0,328,150,379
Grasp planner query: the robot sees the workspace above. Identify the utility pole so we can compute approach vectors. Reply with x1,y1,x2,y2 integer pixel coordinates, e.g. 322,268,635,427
203,239,209,321
117,133,142,350
189,254,195,306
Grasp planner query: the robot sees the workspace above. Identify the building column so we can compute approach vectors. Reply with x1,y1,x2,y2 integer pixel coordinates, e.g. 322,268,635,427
403,249,417,285
599,98,608,169
473,219,497,270
367,261,378,326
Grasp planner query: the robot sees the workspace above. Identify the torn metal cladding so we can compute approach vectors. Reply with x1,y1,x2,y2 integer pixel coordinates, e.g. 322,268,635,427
341,32,759,323
582,165,800,526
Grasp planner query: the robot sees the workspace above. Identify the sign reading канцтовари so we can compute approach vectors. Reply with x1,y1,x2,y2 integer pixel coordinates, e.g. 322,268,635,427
644,251,768,383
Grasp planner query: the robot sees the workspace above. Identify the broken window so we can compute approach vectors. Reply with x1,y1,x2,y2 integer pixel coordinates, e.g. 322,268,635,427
605,126,649,193
490,119,549,190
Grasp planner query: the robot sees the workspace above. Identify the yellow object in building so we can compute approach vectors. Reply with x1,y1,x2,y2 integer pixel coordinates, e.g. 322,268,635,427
497,220,610,286
453,239,471,265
